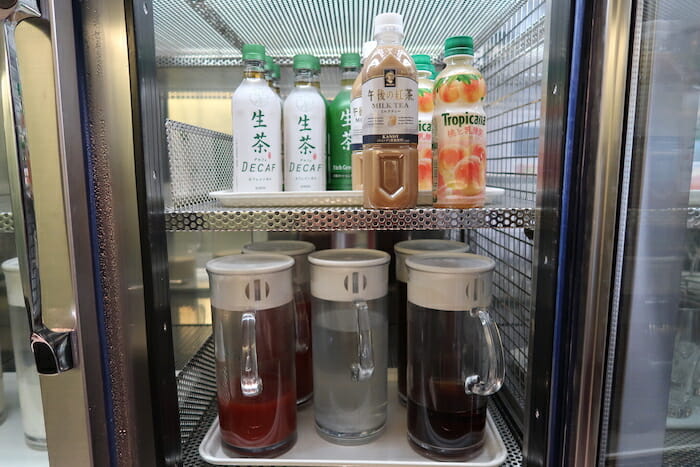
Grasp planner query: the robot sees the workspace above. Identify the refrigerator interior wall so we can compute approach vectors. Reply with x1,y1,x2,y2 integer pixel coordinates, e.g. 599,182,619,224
152,0,545,463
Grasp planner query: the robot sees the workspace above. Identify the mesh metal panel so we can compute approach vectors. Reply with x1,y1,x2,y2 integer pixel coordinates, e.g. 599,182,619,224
470,0,546,429
153,0,531,65
165,120,233,209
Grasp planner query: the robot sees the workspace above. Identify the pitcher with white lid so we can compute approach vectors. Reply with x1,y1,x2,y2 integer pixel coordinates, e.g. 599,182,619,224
394,239,469,404
242,240,315,405
309,248,390,444
406,252,505,460
206,254,297,457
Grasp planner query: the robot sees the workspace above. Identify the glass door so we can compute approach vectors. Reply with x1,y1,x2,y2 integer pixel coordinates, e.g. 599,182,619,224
598,0,700,465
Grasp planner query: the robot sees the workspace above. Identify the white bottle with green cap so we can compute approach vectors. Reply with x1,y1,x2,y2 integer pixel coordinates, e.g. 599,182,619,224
283,54,327,191
231,44,282,192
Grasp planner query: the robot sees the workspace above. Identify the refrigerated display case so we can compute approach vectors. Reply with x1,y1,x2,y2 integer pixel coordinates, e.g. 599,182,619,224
0,0,698,465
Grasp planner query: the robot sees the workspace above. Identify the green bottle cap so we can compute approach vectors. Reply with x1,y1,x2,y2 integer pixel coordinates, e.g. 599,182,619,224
271,63,281,80
340,53,361,68
311,55,321,72
444,36,474,57
242,44,266,61
412,54,435,73
293,54,317,71
264,55,274,71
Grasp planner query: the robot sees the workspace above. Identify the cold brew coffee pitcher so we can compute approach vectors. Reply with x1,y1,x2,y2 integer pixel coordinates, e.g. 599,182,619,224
406,252,505,461
206,254,297,457
308,249,390,444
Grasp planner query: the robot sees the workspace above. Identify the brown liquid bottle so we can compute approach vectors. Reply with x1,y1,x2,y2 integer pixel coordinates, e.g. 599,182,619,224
361,13,418,208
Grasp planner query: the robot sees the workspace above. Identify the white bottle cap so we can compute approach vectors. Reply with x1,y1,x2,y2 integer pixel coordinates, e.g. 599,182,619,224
394,239,469,283
406,253,495,311
309,249,389,302
206,254,294,311
361,41,377,64
242,240,315,285
373,13,404,39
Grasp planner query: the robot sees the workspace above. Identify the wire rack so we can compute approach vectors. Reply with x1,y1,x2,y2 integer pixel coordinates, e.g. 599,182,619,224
153,0,532,66
177,336,524,466
470,0,546,431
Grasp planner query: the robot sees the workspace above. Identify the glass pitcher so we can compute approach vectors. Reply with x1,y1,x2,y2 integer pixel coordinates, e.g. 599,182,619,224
406,252,505,461
394,239,468,404
242,240,315,406
206,254,297,457
309,248,389,444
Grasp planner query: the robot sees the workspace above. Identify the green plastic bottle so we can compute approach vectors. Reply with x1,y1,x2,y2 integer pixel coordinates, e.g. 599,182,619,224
327,52,361,190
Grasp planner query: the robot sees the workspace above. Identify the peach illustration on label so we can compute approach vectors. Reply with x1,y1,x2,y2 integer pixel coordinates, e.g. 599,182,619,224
435,74,486,104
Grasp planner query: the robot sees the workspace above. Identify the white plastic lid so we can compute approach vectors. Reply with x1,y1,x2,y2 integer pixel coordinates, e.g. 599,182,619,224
206,253,294,275
242,240,315,257
406,253,495,311
206,254,294,311
374,12,404,39
361,41,377,63
242,241,315,286
309,249,389,302
2,258,23,307
394,239,469,283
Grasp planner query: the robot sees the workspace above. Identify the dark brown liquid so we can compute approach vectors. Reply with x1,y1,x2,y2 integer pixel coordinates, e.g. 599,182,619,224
397,281,407,402
407,381,487,460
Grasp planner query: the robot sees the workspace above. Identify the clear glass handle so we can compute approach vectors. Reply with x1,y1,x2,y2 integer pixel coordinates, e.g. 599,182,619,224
465,308,505,396
351,300,375,382
240,312,262,397
293,287,310,353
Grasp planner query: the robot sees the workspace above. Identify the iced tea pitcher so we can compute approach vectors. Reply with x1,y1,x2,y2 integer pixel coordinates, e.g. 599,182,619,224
206,254,297,457
242,240,315,405
406,253,505,461
394,239,469,404
309,249,389,444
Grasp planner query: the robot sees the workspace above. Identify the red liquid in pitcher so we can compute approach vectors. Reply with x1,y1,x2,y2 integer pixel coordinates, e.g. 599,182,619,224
295,295,313,405
407,380,487,461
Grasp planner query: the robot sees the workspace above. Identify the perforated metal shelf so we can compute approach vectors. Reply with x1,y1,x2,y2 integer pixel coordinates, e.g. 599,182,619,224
0,212,13,233
164,205,535,232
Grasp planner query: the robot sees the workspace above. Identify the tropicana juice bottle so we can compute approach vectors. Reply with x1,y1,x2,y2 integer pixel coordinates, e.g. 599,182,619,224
412,54,436,192
350,41,376,190
283,54,327,191
327,53,360,190
361,13,418,209
231,44,282,192
433,36,487,208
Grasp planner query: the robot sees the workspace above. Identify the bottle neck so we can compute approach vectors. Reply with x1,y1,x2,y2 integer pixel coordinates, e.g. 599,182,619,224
375,31,403,46
311,71,321,90
294,69,315,87
417,70,432,79
243,59,266,79
444,54,474,67
341,67,359,87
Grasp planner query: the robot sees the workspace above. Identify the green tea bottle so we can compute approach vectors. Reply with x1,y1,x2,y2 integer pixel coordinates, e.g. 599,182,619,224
327,53,361,190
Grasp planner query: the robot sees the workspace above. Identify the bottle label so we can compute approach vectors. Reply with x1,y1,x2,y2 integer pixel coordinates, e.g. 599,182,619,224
362,74,418,144
283,90,326,191
350,96,362,151
328,90,353,190
434,111,487,205
232,85,282,192
417,81,434,191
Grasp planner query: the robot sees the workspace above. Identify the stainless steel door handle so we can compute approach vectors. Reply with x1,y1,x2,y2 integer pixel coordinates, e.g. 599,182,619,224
0,0,72,374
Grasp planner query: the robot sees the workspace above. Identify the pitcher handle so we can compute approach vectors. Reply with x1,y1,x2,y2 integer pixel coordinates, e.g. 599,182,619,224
293,287,310,353
351,300,375,381
240,312,262,397
465,308,505,396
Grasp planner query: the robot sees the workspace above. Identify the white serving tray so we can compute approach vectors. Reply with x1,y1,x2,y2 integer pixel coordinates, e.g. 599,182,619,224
199,376,507,466
209,188,505,208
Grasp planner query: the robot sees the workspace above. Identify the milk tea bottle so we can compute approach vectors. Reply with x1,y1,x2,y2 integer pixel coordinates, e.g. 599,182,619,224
232,44,282,192
361,13,418,208
412,54,436,192
283,54,327,191
350,41,376,190
433,36,487,207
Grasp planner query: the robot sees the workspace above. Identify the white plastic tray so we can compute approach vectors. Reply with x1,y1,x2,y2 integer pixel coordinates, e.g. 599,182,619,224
199,377,507,466
209,188,505,208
